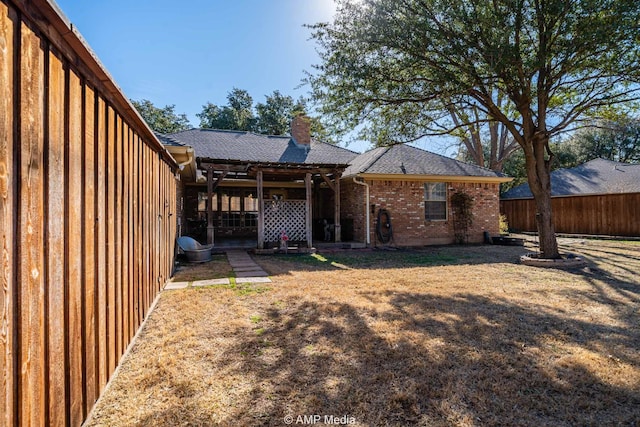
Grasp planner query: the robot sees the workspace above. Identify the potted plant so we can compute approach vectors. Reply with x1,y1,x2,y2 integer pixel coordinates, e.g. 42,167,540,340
280,230,289,253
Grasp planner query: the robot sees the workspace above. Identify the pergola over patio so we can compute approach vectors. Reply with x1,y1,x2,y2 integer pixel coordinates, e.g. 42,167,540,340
198,158,348,250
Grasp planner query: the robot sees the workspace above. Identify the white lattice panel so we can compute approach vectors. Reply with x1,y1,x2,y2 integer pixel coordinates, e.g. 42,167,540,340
264,200,307,242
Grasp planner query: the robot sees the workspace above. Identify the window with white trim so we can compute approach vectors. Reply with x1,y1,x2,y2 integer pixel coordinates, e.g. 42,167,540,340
424,182,447,220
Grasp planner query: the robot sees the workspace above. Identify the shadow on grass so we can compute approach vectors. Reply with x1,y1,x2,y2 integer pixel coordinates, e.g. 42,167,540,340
257,244,534,273
557,241,640,305
130,240,639,426
172,254,234,282
140,291,639,426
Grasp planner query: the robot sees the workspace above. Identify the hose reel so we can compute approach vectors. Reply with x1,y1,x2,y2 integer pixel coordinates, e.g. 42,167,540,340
376,208,393,244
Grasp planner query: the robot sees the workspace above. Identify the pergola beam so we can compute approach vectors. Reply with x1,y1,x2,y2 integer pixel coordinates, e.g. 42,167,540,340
199,159,348,248
319,172,336,192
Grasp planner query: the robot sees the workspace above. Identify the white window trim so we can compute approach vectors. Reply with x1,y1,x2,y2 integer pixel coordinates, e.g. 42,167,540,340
424,182,448,221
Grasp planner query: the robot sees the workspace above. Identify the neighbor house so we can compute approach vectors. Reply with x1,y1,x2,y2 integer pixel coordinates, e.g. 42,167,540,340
163,116,511,249
501,158,640,236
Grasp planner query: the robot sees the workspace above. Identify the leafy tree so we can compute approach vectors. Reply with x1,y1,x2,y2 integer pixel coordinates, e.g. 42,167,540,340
555,118,640,166
501,149,529,193
450,89,520,172
198,88,336,143
197,88,256,131
502,115,640,192
308,0,640,258
255,91,306,135
131,99,191,134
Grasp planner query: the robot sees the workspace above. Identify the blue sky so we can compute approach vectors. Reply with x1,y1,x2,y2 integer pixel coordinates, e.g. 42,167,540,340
54,0,452,154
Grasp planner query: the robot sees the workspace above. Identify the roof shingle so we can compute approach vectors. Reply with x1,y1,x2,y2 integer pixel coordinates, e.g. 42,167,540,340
501,158,640,199
344,144,503,178
165,129,507,180
167,128,358,165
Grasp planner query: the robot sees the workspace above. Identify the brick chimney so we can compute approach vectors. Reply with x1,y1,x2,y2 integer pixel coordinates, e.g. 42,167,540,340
291,114,311,147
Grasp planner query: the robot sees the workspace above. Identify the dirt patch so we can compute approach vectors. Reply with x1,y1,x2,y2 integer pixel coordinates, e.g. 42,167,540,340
87,240,640,426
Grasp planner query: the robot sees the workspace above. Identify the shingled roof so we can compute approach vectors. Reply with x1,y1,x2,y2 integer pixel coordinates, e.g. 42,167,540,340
155,132,185,147
501,158,640,199
166,128,358,165
164,130,509,180
344,144,505,179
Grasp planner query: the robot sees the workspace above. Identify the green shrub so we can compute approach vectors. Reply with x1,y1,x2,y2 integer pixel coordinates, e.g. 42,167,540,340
499,214,509,235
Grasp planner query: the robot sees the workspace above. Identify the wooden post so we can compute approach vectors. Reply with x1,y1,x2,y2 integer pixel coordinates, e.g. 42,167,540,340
257,170,264,249
334,171,341,242
206,166,214,245
305,173,313,248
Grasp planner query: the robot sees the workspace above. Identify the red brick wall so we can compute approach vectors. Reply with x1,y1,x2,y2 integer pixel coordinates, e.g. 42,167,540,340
341,178,501,246
341,180,368,243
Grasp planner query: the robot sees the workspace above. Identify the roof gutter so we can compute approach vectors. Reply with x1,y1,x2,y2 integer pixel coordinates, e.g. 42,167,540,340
352,177,370,246
357,173,512,183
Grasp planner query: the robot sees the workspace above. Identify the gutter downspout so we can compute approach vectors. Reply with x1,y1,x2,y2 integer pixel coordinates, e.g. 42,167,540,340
176,147,195,171
353,177,370,245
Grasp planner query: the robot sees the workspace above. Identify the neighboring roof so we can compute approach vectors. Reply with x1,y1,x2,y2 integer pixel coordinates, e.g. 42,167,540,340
501,158,640,199
344,144,506,179
155,132,186,147
166,128,358,165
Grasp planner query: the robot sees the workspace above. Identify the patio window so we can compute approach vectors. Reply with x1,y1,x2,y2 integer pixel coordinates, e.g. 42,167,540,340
220,191,242,227
244,194,258,227
198,192,217,220
198,190,258,229
424,182,447,221
201,189,258,228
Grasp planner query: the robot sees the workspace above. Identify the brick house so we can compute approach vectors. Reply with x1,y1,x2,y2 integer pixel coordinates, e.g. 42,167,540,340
163,116,510,249
341,144,510,246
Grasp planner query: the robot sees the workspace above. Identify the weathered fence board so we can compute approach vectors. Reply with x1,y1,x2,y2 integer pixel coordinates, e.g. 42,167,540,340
67,66,84,426
19,19,46,426
46,47,66,427
1,4,17,426
1,1,178,425
105,104,116,379
95,96,107,395
501,193,640,237
83,83,97,413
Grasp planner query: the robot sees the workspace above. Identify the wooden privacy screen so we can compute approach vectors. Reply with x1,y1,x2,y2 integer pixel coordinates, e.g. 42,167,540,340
0,0,178,425
500,193,640,237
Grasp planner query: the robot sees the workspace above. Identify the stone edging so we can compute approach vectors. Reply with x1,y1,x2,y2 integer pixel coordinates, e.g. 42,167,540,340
520,253,587,268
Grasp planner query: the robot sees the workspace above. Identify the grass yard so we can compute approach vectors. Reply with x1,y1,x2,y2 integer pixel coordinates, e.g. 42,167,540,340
86,238,640,426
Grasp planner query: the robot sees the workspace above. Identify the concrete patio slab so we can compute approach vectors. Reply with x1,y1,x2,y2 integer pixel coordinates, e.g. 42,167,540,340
164,281,190,290
235,270,270,277
233,266,267,272
228,261,259,268
235,277,272,283
192,278,231,287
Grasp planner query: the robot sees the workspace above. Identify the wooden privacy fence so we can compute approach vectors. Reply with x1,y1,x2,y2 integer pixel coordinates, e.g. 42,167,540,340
500,193,640,237
1,0,178,425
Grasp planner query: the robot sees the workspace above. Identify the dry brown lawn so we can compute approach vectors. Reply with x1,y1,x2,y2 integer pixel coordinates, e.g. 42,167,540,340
86,238,640,426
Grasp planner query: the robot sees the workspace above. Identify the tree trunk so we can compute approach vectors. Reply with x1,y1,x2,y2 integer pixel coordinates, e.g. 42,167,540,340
532,188,559,258
523,133,560,258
